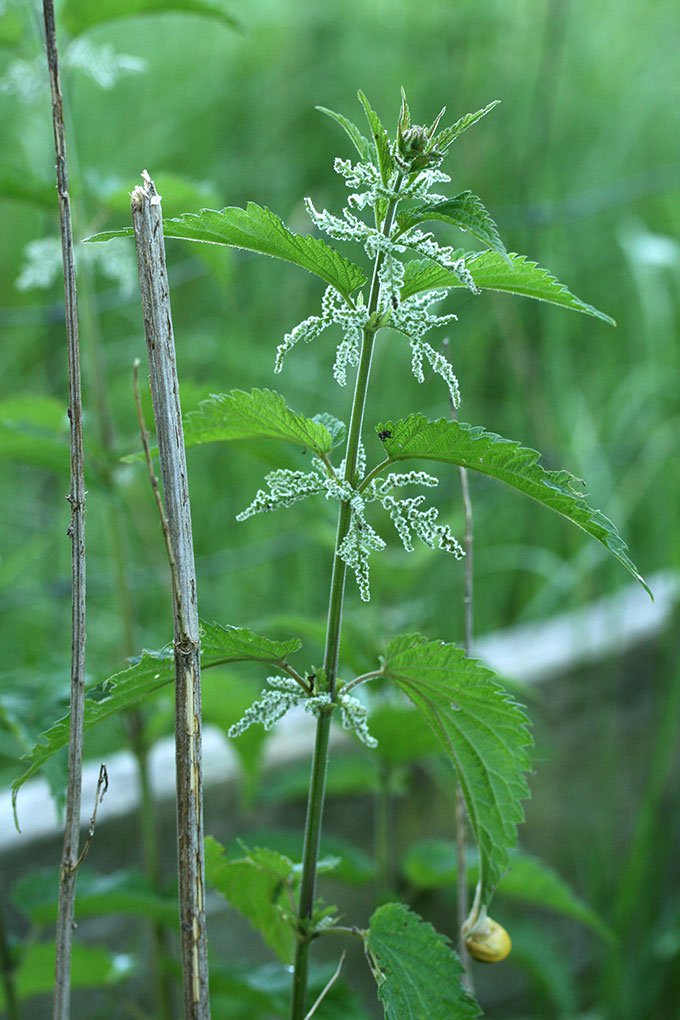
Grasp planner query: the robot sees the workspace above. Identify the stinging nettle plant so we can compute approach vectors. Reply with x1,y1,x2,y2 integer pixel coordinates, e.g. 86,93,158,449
18,88,648,1018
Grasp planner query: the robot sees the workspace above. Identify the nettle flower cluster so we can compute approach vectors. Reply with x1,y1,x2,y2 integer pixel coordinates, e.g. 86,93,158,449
237,448,462,603
228,675,377,749
275,155,476,406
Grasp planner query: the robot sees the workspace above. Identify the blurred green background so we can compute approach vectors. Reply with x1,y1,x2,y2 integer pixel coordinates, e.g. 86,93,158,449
1,0,679,1017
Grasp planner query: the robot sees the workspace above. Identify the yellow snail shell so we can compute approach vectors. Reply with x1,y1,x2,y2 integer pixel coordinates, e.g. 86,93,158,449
464,917,512,963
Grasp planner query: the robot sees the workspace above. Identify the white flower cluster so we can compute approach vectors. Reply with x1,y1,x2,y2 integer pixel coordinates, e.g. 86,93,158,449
16,235,138,297
275,285,371,385
333,157,451,210
338,516,386,602
228,676,377,748
377,253,405,307
336,468,464,601
401,229,480,294
367,471,464,558
300,161,477,403
397,166,452,204
390,290,461,407
335,690,377,747
333,158,389,210
340,465,464,601
235,467,326,521
227,676,304,736
304,197,372,246
237,458,462,602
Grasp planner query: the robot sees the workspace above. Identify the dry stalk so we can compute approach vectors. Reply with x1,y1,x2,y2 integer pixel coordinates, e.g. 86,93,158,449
131,172,211,1019
42,3,88,1017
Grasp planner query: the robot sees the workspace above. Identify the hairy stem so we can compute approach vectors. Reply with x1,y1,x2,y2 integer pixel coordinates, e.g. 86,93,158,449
42,4,87,1018
290,180,403,1020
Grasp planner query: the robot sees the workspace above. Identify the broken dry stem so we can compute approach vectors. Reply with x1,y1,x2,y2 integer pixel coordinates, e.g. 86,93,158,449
131,172,211,1020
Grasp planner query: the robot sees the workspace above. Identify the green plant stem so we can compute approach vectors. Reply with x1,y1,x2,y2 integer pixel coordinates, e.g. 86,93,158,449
289,180,403,1020
289,706,333,1018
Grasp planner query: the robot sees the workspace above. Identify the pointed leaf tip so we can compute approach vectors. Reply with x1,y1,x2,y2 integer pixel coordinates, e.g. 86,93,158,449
401,251,616,325
376,415,647,594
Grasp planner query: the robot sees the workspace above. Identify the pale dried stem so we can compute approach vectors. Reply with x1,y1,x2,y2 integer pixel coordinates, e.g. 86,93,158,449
131,172,211,1019
42,3,88,1017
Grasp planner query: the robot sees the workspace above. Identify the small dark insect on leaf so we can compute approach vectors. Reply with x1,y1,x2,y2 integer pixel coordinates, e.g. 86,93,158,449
378,429,393,441
391,295,399,309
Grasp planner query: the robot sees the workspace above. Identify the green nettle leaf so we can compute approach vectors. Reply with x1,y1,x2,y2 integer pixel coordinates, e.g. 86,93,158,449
11,622,302,812
401,251,615,324
380,635,531,903
401,842,614,943
205,836,297,963
357,91,395,185
86,203,366,302
12,867,178,927
316,105,372,162
181,389,335,456
435,101,500,152
198,621,302,663
61,0,239,37
375,415,649,594
396,191,508,260
364,903,480,1020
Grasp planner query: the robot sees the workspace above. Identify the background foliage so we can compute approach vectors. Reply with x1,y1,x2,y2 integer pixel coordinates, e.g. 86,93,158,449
1,0,678,1017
